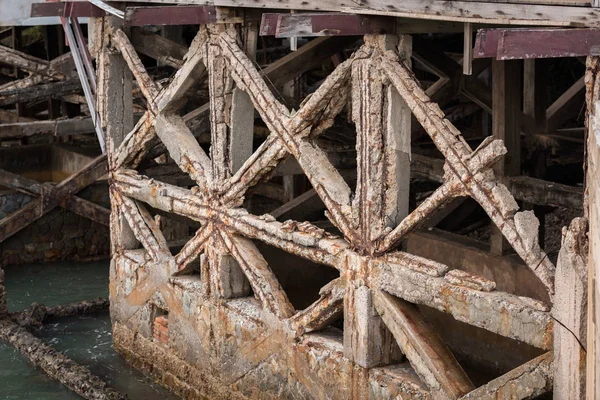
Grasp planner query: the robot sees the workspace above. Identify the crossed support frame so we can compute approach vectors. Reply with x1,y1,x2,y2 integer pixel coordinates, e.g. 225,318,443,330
0,155,110,243
102,14,557,399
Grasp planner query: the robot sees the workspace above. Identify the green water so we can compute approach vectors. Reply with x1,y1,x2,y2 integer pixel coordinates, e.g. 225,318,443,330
1,260,179,400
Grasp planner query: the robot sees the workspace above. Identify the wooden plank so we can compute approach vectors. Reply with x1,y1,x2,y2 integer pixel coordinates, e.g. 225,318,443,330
490,59,521,255
124,5,217,26
261,13,395,37
0,43,60,77
476,28,600,60
0,117,94,139
31,2,106,18
463,22,473,75
507,175,583,209
373,291,474,399
123,0,600,27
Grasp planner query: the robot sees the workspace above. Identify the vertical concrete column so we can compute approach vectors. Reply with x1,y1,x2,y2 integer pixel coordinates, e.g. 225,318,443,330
344,34,411,370
96,16,137,253
586,55,600,400
95,17,136,323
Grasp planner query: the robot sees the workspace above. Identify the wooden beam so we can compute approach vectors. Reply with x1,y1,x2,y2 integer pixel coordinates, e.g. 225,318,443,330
546,75,585,134
507,175,583,210
123,0,600,28
124,5,218,26
130,29,187,69
60,195,110,227
260,36,357,88
0,80,81,107
0,117,95,139
475,28,600,60
0,44,62,78
490,59,521,255
260,13,395,37
0,156,107,243
463,22,473,75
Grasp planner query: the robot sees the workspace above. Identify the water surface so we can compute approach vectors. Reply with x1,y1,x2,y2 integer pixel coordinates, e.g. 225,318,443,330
1,260,178,399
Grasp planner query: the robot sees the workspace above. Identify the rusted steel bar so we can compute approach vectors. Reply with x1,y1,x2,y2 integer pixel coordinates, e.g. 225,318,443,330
0,319,127,400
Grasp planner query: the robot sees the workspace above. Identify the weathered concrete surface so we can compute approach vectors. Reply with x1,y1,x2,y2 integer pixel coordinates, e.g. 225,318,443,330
553,217,588,398
111,255,430,399
460,352,553,400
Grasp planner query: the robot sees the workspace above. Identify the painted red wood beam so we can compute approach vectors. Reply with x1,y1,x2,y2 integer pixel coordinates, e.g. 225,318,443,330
32,2,218,26
260,13,394,37
474,28,600,60
124,6,217,26
31,2,107,18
